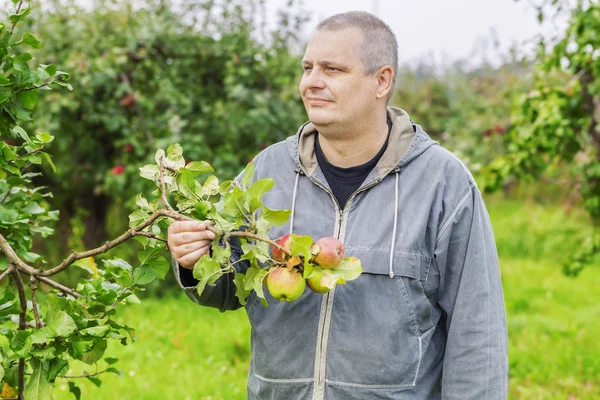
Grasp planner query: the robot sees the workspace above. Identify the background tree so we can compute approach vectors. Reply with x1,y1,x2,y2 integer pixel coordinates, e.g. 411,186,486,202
20,0,308,273
483,0,600,275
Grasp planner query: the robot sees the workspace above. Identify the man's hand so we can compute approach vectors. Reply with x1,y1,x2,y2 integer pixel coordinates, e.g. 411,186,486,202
168,221,216,269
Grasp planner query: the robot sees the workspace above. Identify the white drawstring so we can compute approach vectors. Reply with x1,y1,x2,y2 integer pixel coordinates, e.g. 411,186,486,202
289,172,300,234
388,170,400,278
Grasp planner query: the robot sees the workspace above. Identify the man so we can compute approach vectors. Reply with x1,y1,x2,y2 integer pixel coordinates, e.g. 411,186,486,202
168,11,508,400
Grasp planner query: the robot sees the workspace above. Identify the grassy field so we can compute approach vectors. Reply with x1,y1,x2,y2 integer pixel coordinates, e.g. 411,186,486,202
52,197,600,400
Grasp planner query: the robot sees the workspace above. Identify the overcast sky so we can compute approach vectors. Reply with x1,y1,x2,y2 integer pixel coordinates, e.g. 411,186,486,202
268,0,571,68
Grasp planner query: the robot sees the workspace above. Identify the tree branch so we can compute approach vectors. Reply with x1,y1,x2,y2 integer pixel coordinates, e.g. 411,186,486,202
9,0,24,36
131,230,168,244
64,368,111,379
29,276,43,328
229,231,291,256
37,276,82,298
159,157,174,212
13,82,50,92
0,265,14,281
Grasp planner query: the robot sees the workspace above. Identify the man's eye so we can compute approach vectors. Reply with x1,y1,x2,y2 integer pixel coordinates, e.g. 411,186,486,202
328,67,341,72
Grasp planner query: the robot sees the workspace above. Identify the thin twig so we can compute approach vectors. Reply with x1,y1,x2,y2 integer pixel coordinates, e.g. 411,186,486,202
131,230,168,243
229,231,291,256
29,276,43,328
0,265,14,281
9,0,24,35
64,368,111,379
1,190,10,205
159,156,174,212
13,82,50,92
37,276,82,298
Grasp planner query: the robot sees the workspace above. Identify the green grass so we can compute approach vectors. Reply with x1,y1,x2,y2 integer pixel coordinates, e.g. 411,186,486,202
51,197,600,400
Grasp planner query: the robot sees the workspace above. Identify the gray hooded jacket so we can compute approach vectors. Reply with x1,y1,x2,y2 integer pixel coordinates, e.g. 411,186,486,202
172,107,509,399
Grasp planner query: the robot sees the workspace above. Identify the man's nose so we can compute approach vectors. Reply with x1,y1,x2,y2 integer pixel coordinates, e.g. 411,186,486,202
302,69,326,90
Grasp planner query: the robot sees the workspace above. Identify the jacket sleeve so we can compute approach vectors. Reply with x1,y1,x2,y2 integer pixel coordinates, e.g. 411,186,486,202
434,184,508,399
171,236,250,313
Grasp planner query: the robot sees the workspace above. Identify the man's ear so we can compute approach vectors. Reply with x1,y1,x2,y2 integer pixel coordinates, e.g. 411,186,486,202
375,65,394,100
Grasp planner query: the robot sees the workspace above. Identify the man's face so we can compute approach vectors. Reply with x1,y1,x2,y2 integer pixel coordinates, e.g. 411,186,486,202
299,28,377,129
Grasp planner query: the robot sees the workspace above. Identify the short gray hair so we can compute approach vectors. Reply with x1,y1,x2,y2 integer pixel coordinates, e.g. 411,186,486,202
316,11,398,102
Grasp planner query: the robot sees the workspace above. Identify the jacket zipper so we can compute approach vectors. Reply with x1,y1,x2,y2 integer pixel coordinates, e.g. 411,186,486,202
300,169,387,392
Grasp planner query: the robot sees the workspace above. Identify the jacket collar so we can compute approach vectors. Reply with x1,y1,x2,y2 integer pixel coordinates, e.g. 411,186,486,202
288,107,435,180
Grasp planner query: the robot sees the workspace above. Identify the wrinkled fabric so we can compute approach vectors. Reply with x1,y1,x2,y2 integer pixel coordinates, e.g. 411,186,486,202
172,107,508,399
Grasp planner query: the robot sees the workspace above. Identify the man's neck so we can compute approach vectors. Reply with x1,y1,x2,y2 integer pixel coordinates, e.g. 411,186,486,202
317,112,390,168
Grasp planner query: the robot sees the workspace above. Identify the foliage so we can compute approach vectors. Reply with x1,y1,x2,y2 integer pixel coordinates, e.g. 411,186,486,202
392,61,529,174
0,3,361,397
483,0,600,274
14,0,308,271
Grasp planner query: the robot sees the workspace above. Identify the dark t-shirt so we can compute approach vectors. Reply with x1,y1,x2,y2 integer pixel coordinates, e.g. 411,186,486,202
315,119,392,209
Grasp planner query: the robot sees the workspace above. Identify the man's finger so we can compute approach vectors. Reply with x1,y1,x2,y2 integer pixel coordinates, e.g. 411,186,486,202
173,240,213,258
178,247,211,270
168,220,209,234
172,230,216,246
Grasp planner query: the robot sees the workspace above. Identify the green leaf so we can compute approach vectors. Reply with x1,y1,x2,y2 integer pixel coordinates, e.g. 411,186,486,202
42,64,57,76
193,257,223,295
23,202,45,215
261,206,291,226
241,162,255,188
24,358,53,400
0,75,12,86
79,325,110,337
133,265,157,285
138,247,169,279
219,180,233,195
322,256,363,286
43,309,77,338
17,90,38,109
11,125,30,142
135,194,154,212
68,382,81,400
9,7,31,26
104,357,119,365
82,338,107,365
41,152,56,172
245,266,270,306
47,358,68,383
185,161,214,175
233,273,251,306
73,258,97,275
103,259,133,273
35,132,54,143
245,178,274,212
16,32,41,48
12,52,32,73
106,367,122,376
86,376,102,387
203,175,220,196
128,209,149,228
192,201,213,221
289,235,313,258
176,168,200,200
139,164,160,181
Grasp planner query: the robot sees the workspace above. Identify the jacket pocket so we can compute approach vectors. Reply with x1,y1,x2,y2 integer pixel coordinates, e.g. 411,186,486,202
325,249,434,389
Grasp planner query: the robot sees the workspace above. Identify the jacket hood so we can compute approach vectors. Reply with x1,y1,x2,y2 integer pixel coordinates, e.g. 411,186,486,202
286,106,437,180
